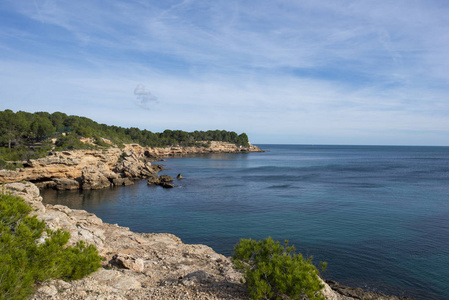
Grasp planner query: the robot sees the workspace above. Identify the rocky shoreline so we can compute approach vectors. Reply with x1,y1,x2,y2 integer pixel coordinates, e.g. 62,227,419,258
3,181,338,300
1,143,418,299
0,142,263,190
3,182,417,300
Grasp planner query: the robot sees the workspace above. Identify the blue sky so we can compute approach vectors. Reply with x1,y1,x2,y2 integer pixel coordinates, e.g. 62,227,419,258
1,0,448,145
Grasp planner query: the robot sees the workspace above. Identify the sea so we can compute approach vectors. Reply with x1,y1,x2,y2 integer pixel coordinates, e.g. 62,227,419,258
41,144,449,300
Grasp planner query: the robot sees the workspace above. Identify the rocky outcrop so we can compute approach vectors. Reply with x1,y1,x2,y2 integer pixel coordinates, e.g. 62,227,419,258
0,147,164,190
4,182,356,300
0,142,261,191
325,280,415,300
113,150,161,179
53,178,80,190
80,166,113,190
147,174,175,188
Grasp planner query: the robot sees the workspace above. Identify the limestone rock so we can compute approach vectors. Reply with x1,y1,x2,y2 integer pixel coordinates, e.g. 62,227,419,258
90,269,142,290
112,177,134,186
34,180,57,189
159,175,173,183
147,174,160,185
53,178,80,190
80,166,111,189
159,182,174,188
177,173,183,179
37,285,58,297
4,182,46,212
111,254,145,273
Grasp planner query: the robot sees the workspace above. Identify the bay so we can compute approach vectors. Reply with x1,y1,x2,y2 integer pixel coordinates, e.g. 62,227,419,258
42,144,449,299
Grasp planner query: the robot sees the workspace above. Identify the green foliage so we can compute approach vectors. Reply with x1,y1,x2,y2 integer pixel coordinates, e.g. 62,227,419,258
54,134,95,151
0,193,102,299
0,109,251,168
233,237,325,300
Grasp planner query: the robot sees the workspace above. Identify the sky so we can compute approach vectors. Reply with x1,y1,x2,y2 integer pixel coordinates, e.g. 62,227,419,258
1,0,449,146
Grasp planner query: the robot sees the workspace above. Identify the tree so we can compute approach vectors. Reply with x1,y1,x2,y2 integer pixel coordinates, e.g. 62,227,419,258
238,133,249,146
30,116,55,140
0,110,27,148
233,237,325,300
0,193,102,299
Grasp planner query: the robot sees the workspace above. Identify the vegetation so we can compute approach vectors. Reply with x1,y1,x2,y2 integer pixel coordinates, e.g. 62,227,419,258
0,109,250,168
0,192,102,299
233,237,326,300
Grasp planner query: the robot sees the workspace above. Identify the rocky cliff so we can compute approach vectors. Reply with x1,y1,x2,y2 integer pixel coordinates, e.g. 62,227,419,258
4,182,350,300
0,142,263,190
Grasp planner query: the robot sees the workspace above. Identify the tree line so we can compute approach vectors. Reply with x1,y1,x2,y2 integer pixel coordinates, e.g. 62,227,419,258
0,109,249,166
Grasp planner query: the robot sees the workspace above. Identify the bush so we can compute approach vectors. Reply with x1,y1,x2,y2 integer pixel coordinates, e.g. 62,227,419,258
54,134,95,151
0,193,102,299
233,237,326,300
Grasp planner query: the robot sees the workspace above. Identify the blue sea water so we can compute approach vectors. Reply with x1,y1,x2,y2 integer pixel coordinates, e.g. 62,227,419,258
41,145,449,299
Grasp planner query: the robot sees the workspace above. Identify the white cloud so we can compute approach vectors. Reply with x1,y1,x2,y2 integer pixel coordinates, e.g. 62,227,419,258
0,0,449,145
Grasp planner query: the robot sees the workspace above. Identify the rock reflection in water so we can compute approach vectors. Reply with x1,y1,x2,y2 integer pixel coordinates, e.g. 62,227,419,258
41,187,121,209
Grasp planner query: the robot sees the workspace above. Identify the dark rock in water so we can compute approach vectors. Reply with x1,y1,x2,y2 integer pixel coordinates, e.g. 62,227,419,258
147,175,160,185
53,178,80,190
148,174,174,188
325,280,416,300
159,182,174,189
177,173,182,179
113,177,134,186
150,164,165,173
159,175,173,183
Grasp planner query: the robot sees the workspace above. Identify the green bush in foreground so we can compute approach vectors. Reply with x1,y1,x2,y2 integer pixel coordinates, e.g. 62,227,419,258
233,237,326,300
0,193,102,300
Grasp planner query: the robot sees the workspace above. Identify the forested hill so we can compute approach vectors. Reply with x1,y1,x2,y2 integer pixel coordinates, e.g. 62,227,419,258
0,109,250,166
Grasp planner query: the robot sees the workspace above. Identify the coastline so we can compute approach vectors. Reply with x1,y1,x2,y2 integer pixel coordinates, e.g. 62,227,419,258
4,181,416,300
4,181,342,300
0,144,420,299
0,142,263,188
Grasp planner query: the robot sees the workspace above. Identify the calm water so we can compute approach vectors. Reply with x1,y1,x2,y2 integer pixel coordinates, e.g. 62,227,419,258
42,145,449,299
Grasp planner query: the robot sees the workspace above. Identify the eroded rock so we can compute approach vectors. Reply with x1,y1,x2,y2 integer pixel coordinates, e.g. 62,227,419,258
53,178,80,190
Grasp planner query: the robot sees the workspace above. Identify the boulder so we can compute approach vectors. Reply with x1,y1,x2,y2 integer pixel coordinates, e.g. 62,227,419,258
113,177,134,186
80,166,111,190
181,270,213,286
53,178,80,190
111,254,145,273
147,175,160,185
177,173,182,179
159,175,173,183
148,164,165,173
159,182,174,189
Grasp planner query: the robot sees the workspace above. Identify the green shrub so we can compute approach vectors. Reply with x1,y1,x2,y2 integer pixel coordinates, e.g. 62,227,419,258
233,237,326,300
54,134,95,151
0,193,102,299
